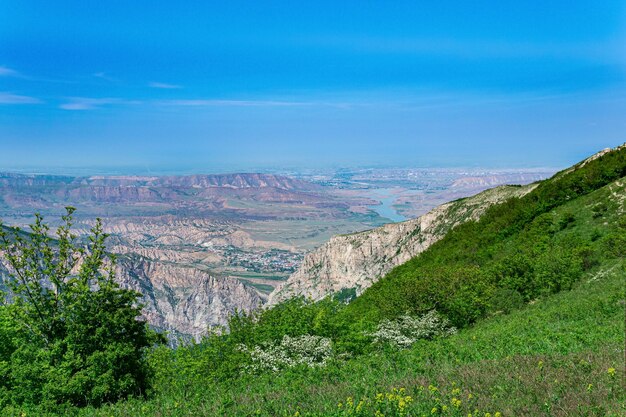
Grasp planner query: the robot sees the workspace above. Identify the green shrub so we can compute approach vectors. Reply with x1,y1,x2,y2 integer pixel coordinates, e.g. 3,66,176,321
488,287,525,314
0,208,164,407
601,232,626,257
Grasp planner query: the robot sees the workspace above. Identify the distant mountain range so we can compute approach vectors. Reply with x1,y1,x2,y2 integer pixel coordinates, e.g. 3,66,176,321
0,173,319,205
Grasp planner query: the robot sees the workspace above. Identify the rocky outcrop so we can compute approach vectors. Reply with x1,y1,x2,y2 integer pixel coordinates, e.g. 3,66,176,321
269,184,537,304
450,173,548,189
0,232,263,342
116,256,263,341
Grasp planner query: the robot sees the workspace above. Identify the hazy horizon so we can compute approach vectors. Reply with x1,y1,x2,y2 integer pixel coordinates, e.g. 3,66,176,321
0,161,565,178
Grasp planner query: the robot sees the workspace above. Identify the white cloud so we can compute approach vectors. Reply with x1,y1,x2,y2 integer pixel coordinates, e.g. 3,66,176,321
50,95,359,111
59,97,138,110
157,98,353,108
0,66,19,77
0,92,41,104
149,82,182,89
93,72,119,82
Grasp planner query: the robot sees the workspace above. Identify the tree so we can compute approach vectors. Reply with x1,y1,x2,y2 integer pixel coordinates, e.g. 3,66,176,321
0,208,163,407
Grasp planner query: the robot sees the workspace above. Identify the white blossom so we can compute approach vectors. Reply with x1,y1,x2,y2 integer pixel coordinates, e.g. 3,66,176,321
367,310,457,349
239,334,333,373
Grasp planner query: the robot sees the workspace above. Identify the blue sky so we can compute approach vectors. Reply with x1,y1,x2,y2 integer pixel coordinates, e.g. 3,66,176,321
1,1,625,173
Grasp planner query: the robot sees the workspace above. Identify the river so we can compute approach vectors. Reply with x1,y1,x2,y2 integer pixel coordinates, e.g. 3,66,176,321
364,188,407,223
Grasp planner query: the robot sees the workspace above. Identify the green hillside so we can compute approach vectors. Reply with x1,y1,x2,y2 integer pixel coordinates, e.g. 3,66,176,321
76,257,623,417
344,147,625,329
1,146,624,416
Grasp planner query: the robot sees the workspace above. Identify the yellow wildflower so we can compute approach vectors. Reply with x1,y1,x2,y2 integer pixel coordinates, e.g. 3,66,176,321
431,406,439,414
428,385,438,393
587,383,593,391
451,388,461,395
356,400,364,413
467,393,473,400
495,412,502,417
608,367,616,377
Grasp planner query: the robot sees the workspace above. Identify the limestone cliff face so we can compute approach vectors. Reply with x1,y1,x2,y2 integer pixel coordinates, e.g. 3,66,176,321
115,257,263,341
0,251,262,342
269,184,536,304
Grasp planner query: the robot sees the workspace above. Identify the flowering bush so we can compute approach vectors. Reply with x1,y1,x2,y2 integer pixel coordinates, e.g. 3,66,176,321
239,334,333,372
368,310,457,349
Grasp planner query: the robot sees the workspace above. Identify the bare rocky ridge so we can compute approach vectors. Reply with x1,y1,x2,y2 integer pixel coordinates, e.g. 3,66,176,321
0,173,321,208
115,257,262,341
450,173,547,189
269,184,537,304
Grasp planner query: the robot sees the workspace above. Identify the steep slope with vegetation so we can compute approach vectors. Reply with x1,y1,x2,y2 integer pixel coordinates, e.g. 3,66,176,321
0,145,624,416
76,257,624,417
270,184,536,304
343,144,625,329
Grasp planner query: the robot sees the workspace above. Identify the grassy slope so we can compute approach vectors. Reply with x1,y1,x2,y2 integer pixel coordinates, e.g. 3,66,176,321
63,256,623,417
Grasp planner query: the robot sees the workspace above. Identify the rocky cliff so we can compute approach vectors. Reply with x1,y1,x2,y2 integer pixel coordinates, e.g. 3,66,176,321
115,256,263,341
0,234,263,342
269,184,537,304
